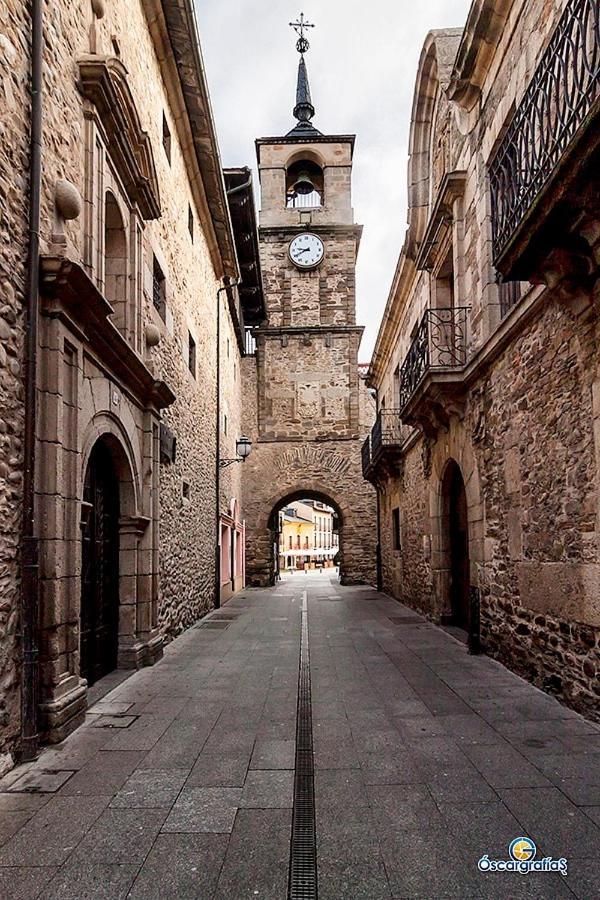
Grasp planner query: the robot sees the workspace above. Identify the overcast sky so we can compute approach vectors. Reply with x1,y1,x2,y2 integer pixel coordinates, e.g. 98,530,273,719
195,0,471,359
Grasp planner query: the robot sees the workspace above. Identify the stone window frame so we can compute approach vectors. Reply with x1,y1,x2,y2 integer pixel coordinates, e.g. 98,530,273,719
79,55,162,352
392,506,402,553
187,329,197,378
162,111,172,165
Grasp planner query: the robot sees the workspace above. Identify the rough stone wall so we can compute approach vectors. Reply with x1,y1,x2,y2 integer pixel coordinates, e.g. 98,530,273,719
371,0,599,719
0,0,244,767
31,0,243,639
475,294,599,717
0,2,30,771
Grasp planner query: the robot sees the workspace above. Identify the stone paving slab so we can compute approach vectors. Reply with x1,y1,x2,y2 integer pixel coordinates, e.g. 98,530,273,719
0,573,598,898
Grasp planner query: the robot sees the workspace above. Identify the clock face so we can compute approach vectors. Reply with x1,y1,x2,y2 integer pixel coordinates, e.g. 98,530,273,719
289,233,325,269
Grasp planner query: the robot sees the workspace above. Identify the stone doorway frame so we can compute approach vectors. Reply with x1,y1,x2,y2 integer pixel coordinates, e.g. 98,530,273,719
430,432,484,625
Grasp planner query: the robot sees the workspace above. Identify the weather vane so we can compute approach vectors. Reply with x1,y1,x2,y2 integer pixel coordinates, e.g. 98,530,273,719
290,13,315,55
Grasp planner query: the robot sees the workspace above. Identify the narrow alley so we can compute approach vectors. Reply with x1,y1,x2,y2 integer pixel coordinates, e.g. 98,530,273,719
0,573,598,899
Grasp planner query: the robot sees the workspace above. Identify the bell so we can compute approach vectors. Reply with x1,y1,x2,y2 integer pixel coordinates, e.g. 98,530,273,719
293,169,316,195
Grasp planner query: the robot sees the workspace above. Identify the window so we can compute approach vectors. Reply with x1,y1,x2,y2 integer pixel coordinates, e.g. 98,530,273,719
152,255,166,319
162,112,171,164
226,337,230,359
223,412,228,435
289,535,293,550
188,204,194,241
392,507,401,552
499,280,526,318
188,331,196,377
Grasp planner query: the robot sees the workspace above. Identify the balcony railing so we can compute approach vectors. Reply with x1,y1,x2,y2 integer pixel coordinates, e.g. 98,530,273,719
399,307,469,410
371,410,411,460
490,0,600,264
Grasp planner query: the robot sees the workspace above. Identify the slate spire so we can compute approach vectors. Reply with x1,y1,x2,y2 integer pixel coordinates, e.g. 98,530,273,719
287,14,322,137
293,54,315,125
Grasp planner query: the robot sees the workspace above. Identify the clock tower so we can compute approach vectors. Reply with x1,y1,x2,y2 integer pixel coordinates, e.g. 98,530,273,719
241,16,376,586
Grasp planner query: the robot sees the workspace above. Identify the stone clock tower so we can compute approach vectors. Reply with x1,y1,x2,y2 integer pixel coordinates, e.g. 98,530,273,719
241,18,376,585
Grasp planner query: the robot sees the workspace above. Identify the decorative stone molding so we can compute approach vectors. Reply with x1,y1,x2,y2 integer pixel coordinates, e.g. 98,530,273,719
416,171,467,272
78,55,161,220
51,179,82,253
40,254,176,411
145,323,161,348
91,0,105,18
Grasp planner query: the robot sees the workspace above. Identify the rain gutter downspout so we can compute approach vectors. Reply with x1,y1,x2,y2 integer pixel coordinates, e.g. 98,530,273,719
20,0,43,762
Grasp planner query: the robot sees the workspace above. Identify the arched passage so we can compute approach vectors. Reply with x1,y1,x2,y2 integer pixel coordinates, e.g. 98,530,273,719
440,459,470,630
267,490,344,586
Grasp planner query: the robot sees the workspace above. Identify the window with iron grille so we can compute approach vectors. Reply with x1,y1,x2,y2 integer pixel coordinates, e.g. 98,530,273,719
188,331,196,377
152,255,166,319
162,112,171,164
392,507,401,552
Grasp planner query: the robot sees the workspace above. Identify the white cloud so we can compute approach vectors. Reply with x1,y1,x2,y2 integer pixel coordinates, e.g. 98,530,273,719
195,0,472,358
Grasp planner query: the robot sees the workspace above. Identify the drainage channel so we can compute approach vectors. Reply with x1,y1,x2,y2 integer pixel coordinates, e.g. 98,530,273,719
288,591,318,900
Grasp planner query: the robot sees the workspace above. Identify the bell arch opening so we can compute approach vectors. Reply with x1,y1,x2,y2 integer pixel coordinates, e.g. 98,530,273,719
439,459,470,630
267,491,343,585
285,159,324,209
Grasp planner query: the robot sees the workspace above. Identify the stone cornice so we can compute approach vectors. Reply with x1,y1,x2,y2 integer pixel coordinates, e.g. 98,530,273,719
78,55,161,220
141,0,238,281
448,0,517,110
40,255,176,411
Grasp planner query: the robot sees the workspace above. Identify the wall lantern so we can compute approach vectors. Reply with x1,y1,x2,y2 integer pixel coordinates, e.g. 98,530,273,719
220,436,252,468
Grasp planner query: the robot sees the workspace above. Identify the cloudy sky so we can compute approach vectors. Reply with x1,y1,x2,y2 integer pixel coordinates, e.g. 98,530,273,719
196,0,471,359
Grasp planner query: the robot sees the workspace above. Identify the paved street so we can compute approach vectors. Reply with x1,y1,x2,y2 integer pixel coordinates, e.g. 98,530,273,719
0,573,599,899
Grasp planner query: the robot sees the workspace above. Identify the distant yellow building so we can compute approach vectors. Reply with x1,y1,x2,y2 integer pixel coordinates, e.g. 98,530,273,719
278,500,339,573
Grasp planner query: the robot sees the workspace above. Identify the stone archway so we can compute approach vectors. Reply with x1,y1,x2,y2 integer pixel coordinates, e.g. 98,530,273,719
268,490,344,585
243,457,376,587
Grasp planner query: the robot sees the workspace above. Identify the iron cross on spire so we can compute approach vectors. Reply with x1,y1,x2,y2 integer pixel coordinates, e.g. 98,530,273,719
290,13,315,55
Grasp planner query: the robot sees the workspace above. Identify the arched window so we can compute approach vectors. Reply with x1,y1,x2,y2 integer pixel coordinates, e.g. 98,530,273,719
104,192,128,335
286,159,324,209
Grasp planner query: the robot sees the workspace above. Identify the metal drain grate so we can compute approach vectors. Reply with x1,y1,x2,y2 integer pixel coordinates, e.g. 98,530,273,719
388,615,424,625
288,594,318,900
196,620,230,630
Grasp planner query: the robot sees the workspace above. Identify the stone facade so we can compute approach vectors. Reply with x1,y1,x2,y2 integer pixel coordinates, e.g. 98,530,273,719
243,121,377,586
0,0,250,767
0,1,31,776
367,0,600,719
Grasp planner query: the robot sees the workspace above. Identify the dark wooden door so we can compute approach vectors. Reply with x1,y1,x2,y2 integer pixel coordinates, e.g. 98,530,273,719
449,465,470,630
81,441,120,686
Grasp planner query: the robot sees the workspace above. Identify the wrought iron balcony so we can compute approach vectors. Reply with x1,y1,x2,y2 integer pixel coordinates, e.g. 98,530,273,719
490,0,600,275
399,307,469,414
362,411,411,483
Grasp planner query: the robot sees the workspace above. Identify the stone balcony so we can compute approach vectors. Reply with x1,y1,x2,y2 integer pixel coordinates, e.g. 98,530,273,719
362,410,411,483
399,306,470,437
489,0,600,289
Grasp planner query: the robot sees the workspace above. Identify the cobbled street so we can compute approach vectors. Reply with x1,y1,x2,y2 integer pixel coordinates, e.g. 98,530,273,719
0,572,599,899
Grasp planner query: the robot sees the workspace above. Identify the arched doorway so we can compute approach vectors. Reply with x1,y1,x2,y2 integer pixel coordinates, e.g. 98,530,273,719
268,491,343,586
441,460,470,630
81,439,120,685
